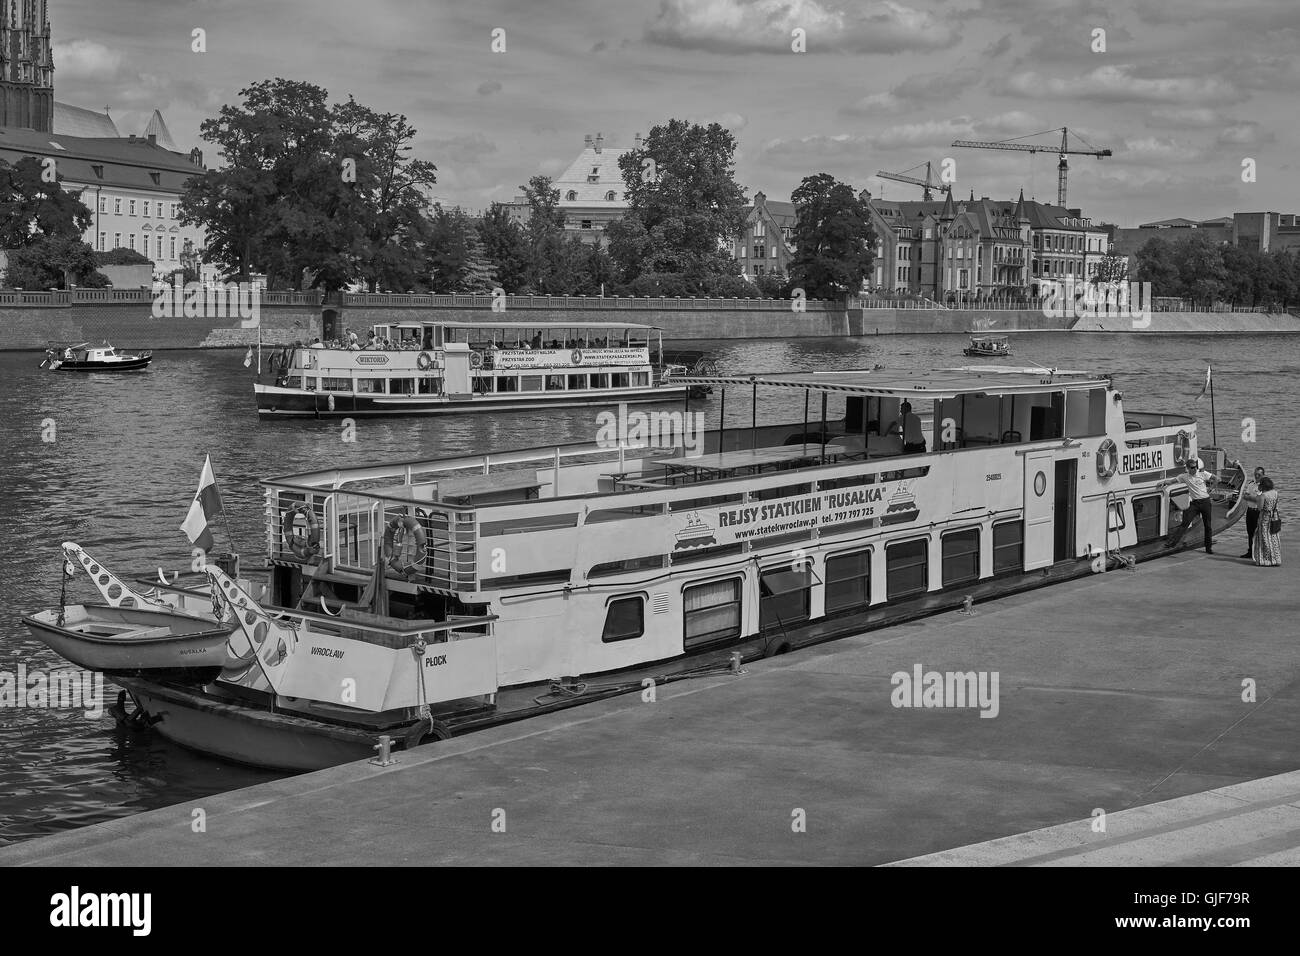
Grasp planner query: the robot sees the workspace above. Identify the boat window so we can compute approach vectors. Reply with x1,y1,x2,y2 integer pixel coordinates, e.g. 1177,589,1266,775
479,568,572,589
320,377,351,391
760,565,814,631
567,374,588,389
941,528,980,587
587,503,666,522
520,375,543,392
684,577,743,647
633,372,650,387
1065,387,1107,437
545,375,565,390
1133,495,1162,543
820,473,877,490
751,482,812,502
669,493,744,512
1022,392,1065,441
611,373,630,388
992,520,1023,575
602,595,645,643
389,378,416,395
498,376,519,392
589,555,666,578
480,513,579,536
357,378,386,394
590,374,609,388
1108,499,1127,533
826,549,871,614
886,538,928,600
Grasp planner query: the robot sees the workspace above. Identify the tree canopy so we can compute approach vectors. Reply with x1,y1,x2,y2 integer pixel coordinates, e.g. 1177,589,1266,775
788,173,875,299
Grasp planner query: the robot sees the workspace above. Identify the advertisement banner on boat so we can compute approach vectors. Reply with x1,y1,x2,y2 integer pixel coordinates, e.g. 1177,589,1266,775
672,479,924,550
275,632,498,711
494,347,649,370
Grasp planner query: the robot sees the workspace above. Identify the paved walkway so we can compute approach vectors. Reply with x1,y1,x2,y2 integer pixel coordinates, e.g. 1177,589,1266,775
3,533,1296,866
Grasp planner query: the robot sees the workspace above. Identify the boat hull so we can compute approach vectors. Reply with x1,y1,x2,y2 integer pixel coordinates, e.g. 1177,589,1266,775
255,382,688,417
22,605,233,676
962,348,1012,358
50,356,152,372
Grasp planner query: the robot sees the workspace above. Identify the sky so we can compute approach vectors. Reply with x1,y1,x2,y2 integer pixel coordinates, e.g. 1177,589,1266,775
50,0,1299,226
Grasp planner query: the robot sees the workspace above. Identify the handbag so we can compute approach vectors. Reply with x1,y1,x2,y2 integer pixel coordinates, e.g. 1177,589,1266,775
1269,500,1282,535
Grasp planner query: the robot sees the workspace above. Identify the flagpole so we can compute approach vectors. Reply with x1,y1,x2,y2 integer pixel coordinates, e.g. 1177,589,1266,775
1209,366,1217,447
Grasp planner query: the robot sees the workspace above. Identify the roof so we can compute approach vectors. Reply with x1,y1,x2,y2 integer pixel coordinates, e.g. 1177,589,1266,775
0,125,203,193
672,368,1108,398
53,102,120,138
142,110,178,151
554,144,635,205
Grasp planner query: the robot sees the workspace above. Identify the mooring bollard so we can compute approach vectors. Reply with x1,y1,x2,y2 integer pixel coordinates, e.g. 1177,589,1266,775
370,734,397,767
729,651,743,674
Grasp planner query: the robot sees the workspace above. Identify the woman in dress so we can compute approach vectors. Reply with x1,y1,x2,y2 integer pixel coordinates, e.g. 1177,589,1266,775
1250,476,1282,567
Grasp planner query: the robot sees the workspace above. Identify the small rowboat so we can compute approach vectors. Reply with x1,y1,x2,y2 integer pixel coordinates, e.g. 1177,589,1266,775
22,604,235,678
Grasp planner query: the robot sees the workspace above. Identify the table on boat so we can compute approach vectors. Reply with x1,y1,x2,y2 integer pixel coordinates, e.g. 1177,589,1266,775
647,443,848,483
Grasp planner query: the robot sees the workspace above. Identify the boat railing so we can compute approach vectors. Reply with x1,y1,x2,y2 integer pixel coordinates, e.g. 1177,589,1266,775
1123,411,1197,430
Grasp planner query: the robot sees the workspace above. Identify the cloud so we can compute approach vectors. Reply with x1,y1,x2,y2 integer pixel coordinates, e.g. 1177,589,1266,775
995,65,1243,106
646,0,957,54
983,34,1013,59
1120,136,1204,163
685,110,749,130
52,39,123,81
843,67,980,116
426,132,498,166
476,80,502,96
1146,107,1230,129
1214,122,1274,147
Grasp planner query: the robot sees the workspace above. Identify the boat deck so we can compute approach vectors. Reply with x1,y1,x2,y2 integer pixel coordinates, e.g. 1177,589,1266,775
4,523,1297,865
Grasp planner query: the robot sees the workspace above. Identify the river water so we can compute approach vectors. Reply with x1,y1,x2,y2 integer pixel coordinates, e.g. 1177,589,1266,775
1,331,1295,845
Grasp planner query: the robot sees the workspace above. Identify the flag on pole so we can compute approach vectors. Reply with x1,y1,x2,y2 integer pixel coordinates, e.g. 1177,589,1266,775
180,455,224,553
1195,365,1211,400
243,347,253,368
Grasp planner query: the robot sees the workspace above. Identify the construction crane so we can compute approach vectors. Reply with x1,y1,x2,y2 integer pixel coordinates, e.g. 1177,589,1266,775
950,127,1111,207
875,161,953,201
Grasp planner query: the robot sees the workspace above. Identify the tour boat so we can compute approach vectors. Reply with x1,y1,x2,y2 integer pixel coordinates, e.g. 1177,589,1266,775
963,335,1012,358
20,544,235,678
254,320,690,417
42,342,152,372
44,368,1247,771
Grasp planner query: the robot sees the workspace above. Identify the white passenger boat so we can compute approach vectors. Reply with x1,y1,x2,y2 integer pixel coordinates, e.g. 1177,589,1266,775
63,368,1247,770
254,320,690,417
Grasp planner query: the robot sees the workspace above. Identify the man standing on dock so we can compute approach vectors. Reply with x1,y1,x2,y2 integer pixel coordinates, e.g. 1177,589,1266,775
1165,458,1219,554
1238,465,1266,558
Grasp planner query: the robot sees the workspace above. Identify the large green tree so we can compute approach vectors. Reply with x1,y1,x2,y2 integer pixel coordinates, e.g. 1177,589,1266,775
608,119,748,295
477,203,527,292
787,173,874,299
0,157,95,248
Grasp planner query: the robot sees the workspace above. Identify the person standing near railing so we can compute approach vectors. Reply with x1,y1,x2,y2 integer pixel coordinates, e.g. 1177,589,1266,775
1164,458,1219,554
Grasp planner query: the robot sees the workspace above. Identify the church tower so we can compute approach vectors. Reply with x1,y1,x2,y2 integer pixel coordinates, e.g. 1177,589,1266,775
0,0,55,132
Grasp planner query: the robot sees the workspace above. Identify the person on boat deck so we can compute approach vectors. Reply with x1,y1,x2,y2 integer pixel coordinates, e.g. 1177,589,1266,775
309,337,325,349
1165,458,1218,554
1243,474,1281,567
1237,465,1266,558
888,402,926,454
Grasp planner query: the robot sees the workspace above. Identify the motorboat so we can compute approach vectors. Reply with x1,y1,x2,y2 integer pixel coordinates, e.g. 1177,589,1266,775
42,342,152,372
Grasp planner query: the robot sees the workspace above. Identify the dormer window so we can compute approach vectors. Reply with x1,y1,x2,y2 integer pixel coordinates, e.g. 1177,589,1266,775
91,164,104,180
565,190,577,201
149,171,161,186
605,191,616,201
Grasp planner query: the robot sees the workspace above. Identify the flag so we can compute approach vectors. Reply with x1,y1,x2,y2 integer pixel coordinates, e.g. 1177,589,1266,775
243,347,253,368
180,455,223,553
1195,365,1211,400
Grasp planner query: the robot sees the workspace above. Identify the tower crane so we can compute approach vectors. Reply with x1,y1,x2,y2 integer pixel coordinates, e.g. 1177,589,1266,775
950,127,1111,207
875,161,952,201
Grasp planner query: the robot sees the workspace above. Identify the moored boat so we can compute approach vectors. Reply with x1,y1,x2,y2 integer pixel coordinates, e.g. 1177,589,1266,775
254,319,692,417
66,366,1248,771
42,342,152,372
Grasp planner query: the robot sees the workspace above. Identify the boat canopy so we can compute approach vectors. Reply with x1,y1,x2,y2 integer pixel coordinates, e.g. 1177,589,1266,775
670,368,1109,399
375,320,661,331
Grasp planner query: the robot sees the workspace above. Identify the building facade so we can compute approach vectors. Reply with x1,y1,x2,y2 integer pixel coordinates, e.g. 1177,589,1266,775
0,0,53,133
506,133,635,245
736,190,796,282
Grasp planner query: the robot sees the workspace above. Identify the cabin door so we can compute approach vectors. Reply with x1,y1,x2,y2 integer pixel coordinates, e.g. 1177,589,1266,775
442,348,472,399
1023,452,1055,570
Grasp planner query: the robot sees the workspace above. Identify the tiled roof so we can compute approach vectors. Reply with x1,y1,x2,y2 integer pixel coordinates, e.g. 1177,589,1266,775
53,102,120,138
554,145,634,205
142,110,178,151
0,125,203,193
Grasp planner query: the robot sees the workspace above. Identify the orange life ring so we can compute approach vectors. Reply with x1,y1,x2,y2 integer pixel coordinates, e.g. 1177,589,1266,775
1096,438,1118,479
282,504,321,560
417,351,434,370
383,516,427,577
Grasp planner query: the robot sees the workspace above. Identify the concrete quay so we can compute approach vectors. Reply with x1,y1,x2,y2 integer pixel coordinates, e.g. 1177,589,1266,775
2,526,1295,866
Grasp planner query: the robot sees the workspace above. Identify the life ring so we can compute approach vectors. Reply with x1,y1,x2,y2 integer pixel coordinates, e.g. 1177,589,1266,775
281,504,321,560
470,350,483,369
571,348,583,365
417,351,434,370
1173,430,1191,464
1096,438,1118,479
383,515,427,577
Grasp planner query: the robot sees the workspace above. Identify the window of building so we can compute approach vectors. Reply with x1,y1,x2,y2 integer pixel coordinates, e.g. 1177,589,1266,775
605,191,616,201
171,203,179,219
992,520,1023,575
128,233,136,251
565,190,577,201
149,172,161,186
754,244,766,259
156,236,164,258
754,220,766,238
754,264,765,276
169,237,176,259
113,232,121,248
886,538,928,600
97,232,105,251
142,200,150,217
98,196,107,213
114,198,121,215
684,578,743,648
602,595,645,643
581,220,592,229
825,549,870,614
941,528,980,587
129,200,136,216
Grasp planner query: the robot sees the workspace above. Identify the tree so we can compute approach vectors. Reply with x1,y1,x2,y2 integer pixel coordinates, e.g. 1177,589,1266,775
0,157,94,248
1091,253,1129,285
518,175,570,294
1134,237,1179,296
461,235,499,294
787,173,875,299
1177,233,1228,306
755,269,789,297
610,119,748,294
477,203,527,292
5,233,106,289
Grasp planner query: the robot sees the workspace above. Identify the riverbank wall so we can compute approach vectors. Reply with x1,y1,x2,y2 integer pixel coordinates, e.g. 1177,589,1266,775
0,290,1296,348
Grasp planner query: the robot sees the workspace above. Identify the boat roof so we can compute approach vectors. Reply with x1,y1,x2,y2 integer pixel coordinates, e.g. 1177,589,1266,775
378,321,659,331
672,368,1110,398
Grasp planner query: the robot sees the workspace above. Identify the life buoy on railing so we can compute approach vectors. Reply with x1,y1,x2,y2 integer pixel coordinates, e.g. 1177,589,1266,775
417,351,434,371
1173,429,1191,465
281,504,321,560
470,350,483,369
1096,438,1119,479
383,515,427,577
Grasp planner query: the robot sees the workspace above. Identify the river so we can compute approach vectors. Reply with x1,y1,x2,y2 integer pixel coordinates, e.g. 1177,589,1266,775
1,331,1295,845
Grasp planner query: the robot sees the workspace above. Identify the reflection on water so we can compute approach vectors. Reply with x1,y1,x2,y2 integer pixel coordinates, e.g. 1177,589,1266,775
1,332,1295,845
